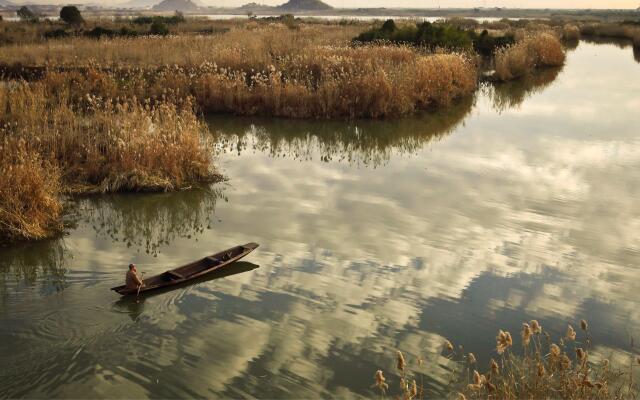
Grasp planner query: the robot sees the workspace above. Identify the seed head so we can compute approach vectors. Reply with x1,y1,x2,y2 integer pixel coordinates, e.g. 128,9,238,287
496,330,513,354
530,320,542,334
444,340,454,352
576,348,587,362
566,325,576,341
409,380,417,399
396,351,406,372
561,354,572,370
374,370,388,392
580,319,588,331
490,358,499,375
521,323,532,346
550,344,561,357
468,353,476,364
473,370,482,385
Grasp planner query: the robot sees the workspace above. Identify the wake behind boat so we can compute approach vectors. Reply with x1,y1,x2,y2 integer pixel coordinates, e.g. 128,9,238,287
111,243,259,296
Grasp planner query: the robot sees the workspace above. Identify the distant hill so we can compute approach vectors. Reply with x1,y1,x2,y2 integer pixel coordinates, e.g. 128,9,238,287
276,0,333,11
117,0,160,9
0,0,14,7
152,0,200,12
239,2,271,10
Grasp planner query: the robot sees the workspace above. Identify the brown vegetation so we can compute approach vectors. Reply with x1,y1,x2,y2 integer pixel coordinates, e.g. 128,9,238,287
0,143,62,242
580,22,640,47
0,20,569,242
0,28,478,118
562,24,581,42
377,320,638,399
494,33,566,81
0,80,216,242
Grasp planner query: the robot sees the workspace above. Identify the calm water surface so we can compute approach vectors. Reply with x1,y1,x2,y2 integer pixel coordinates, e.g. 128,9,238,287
1,41,640,398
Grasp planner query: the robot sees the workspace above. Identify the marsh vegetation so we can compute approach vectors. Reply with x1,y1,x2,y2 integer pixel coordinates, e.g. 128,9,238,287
0,14,627,246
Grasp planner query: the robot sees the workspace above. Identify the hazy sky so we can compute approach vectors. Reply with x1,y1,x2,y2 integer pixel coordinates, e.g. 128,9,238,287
8,0,640,8
145,0,637,8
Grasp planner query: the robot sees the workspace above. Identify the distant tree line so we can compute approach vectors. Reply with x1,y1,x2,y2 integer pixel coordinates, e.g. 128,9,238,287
354,19,515,56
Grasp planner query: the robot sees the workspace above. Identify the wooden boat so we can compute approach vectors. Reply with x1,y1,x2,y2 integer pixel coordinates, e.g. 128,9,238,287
111,243,259,296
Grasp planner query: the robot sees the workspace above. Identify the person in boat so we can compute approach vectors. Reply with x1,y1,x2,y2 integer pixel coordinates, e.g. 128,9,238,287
125,263,144,290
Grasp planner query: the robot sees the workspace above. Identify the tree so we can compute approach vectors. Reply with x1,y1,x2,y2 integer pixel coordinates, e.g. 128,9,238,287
60,6,84,25
150,20,169,35
17,6,37,22
381,19,397,34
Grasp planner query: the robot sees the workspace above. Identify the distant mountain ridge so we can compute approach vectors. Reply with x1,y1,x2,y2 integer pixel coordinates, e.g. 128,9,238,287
276,0,333,11
117,0,159,9
152,0,200,12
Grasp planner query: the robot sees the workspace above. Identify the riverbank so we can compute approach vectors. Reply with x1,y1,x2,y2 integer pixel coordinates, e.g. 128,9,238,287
0,80,219,242
0,17,570,242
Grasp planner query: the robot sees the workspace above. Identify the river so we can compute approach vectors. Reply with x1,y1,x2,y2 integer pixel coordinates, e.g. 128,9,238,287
1,40,639,398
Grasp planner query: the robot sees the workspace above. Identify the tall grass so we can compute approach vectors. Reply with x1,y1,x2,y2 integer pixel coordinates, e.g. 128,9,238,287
562,24,581,42
0,82,215,192
0,142,62,242
0,45,478,119
494,33,565,81
0,81,217,242
376,320,638,399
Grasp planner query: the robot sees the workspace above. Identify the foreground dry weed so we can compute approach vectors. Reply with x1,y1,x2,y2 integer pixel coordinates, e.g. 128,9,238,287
494,33,566,81
0,142,62,242
377,319,638,399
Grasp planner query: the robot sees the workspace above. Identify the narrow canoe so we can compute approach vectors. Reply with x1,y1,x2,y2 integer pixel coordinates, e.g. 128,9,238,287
111,242,259,296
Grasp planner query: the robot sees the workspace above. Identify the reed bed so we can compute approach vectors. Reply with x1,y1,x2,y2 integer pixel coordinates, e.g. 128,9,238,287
376,319,638,399
580,23,640,47
0,25,361,67
1,47,477,119
494,33,566,82
0,81,216,242
0,25,478,118
0,142,62,242
562,24,581,42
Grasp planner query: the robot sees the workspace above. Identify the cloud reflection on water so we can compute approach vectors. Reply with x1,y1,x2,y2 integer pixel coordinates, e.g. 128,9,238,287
1,41,640,398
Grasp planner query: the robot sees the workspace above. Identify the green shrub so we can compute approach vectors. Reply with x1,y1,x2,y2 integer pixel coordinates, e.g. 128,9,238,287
150,20,169,36
471,29,515,56
17,6,38,22
60,6,84,25
85,26,115,39
132,12,185,25
354,20,474,51
44,29,70,39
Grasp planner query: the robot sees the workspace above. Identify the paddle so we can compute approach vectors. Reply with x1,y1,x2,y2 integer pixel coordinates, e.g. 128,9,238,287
136,271,146,298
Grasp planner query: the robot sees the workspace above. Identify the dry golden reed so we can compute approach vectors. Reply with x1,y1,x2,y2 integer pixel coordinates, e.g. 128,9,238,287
0,142,62,242
0,79,217,242
378,319,636,399
0,25,477,119
494,32,566,81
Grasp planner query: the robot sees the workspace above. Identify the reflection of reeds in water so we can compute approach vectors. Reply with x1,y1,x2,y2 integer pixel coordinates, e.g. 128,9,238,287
211,95,475,168
378,319,638,399
487,66,562,113
0,239,68,309
83,187,224,256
